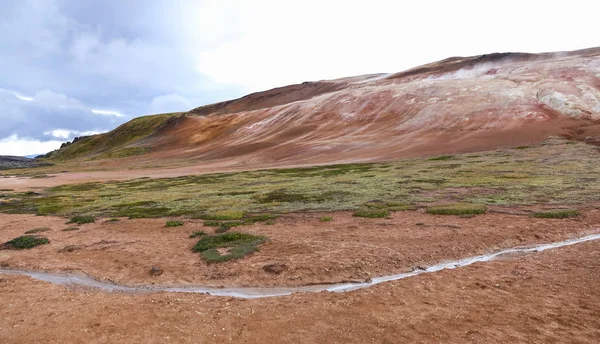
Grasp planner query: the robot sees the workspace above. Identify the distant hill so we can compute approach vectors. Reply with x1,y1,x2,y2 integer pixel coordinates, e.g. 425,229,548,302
0,156,52,170
42,47,600,169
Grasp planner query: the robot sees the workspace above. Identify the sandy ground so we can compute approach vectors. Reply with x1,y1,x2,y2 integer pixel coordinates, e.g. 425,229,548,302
1,207,599,288
1,234,600,343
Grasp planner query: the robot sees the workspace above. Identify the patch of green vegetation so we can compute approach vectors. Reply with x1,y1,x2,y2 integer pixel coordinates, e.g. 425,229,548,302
515,146,530,150
0,188,13,192
67,215,96,224
105,218,121,223
48,113,179,161
165,220,184,227
192,232,266,263
2,235,49,249
3,138,600,218
62,227,80,231
352,209,390,218
25,227,51,234
532,209,580,219
94,146,151,160
426,203,487,215
320,216,333,222
428,155,454,161
193,210,245,220
189,231,207,238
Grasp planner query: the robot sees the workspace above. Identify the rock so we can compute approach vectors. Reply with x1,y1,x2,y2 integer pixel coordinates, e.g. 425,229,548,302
263,263,288,275
149,266,163,277
58,245,83,253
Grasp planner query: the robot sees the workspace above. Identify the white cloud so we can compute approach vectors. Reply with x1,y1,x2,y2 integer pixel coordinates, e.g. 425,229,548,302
43,129,72,139
44,129,102,139
194,0,599,92
148,94,191,114
0,134,63,156
91,109,125,117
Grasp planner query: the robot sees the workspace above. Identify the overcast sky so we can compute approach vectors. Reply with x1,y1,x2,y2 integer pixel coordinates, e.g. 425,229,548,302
0,0,597,156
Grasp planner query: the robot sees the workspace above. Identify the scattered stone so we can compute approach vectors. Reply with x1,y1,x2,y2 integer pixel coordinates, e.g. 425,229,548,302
149,266,164,277
58,245,84,253
263,263,288,275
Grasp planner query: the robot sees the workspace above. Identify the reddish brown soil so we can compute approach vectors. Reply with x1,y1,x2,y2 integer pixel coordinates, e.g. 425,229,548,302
1,206,599,288
1,231,600,343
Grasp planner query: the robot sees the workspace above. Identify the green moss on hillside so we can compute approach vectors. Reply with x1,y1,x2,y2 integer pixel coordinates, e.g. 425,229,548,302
47,113,180,161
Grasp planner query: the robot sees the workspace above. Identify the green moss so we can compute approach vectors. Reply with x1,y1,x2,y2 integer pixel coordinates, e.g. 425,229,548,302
67,215,96,224
192,232,266,263
3,138,600,218
25,227,51,234
193,210,245,220
189,231,207,238
426,203,487,215
48,113,178,161
532,209,580,218
2,235,49,249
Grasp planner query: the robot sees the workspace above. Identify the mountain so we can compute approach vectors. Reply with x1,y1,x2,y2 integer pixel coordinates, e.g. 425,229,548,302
44,47,600,169
0,156,51,170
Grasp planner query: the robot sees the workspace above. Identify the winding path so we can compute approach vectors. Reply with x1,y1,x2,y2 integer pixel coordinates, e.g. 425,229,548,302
2,233,600,299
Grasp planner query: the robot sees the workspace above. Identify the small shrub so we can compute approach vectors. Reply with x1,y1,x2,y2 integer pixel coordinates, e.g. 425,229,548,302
1,235,49,249
532,209,580,219
166,220,184,227
62,227,80,231
67,215,96,224
320,216,333,222
192,232,266,263
25,227,51,234
426,203,487,215
353,209,390,218
189,231,207,238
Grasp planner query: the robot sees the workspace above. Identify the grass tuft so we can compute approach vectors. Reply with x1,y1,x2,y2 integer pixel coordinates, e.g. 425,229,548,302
189,231,207,238
532,209,580,219
192,232,266,263
25,227,51,234
320,216,333,222
193,210,245,221
426,203,487,215
2,235,49,249
62,227,80,231
165,220,184,227
67,215,96,224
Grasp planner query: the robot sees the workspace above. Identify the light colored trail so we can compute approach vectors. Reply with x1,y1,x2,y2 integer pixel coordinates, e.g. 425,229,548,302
2,233,599,299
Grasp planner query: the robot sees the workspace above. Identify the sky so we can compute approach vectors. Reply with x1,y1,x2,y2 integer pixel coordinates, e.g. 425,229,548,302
0,0,597,156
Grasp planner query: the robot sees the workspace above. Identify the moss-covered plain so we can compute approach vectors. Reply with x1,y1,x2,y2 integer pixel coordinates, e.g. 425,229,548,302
1,138,599,218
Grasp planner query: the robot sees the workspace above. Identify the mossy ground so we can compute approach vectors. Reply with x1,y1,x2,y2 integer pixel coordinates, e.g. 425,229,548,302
532,209,581,218
1,236,49,249
192,232,266,263
426,203,488,215
1,138,598,219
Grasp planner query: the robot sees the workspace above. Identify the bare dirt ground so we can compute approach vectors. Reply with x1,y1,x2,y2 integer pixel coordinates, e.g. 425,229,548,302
1,233,600,343
1,207,599,288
